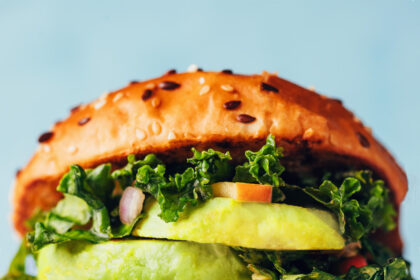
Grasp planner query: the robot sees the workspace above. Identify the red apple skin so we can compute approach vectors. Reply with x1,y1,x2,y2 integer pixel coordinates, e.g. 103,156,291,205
212,182,272,203
235,183,272,202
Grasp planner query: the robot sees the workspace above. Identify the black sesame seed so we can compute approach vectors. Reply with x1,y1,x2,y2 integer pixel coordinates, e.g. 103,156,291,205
221,69,233,74
78,117,91,126
224,100,241,110
16,169,21,177
261,82,279,93
70,104,81,113
197,68,203,72
236,114,256,123
130,80,140,85
142,89,153,100
331,98,343,105
165,69,177,75
38,131,53,143
159,81,181,90
356,132,370,148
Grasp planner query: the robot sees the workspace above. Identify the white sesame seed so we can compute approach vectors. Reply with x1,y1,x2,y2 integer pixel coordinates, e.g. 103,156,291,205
145,83,155,90
151,121,162,135
353,116,361,123
151,97,161,108
308,86,316,92
187,64,199,73
93,99,106,110
42,145,51,153
199,85,210,95
136,129,146,140
168,131,176,140
99,92,108,100
113,92,123,103
303,128,314,139
220,84,234,92
67,146,78,154
199,77,205,84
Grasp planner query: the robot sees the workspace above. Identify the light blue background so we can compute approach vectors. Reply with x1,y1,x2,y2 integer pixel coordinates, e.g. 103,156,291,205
0,0,419,277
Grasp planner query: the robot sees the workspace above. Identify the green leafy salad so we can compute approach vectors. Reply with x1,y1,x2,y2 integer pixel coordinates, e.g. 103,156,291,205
3,135,412,280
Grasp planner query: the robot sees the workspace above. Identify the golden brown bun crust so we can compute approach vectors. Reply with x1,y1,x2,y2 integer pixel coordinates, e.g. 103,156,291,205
12,71,407,251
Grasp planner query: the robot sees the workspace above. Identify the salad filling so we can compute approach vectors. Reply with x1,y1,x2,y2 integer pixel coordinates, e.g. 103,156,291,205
3,135,412,280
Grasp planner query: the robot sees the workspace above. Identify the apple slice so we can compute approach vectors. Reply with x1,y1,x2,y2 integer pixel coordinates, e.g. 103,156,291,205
211,182,272,203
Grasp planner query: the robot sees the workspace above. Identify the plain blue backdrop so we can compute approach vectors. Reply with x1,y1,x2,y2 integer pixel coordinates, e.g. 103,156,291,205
0,0,419,277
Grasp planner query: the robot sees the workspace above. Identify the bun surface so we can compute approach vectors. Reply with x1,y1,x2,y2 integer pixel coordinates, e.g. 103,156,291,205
12,71,407,251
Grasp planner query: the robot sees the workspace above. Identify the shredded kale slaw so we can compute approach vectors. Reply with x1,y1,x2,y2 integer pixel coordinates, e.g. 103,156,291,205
3,135,412,280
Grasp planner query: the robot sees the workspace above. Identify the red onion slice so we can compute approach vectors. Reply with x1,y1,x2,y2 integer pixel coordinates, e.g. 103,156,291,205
119,187,145,225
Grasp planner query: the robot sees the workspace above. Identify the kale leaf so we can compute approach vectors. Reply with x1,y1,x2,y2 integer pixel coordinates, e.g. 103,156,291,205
56,165,112,236
234,135,286,202
235,247,411,280
188,148,233,185
27,164,137,251
235,248,338,279
111,154,162,189
343,258,412,280
361,238,395,267
302,171,396,241
351,171,396,232
135,149,232,222
85,164,115,203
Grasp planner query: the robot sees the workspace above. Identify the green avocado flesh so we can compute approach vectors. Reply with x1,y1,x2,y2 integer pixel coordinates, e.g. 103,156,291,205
133,197,345,250
37,240,251,280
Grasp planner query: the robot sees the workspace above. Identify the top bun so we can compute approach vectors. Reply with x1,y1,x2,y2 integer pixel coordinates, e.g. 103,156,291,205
12,70,407,251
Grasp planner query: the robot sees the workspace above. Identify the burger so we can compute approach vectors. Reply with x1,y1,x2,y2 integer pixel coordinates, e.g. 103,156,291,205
3,70,412,279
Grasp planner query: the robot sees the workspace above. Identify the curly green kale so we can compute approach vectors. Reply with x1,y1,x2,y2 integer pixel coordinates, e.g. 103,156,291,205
235,248,411,280
234,135,286,202
134,149,232,222
302,170,396,241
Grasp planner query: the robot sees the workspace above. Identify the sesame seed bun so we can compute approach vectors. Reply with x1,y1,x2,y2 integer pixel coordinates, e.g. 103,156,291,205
12,71,407,252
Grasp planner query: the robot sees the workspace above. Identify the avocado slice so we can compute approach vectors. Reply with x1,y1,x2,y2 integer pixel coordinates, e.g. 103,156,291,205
133,198,345,250
37,240,250,280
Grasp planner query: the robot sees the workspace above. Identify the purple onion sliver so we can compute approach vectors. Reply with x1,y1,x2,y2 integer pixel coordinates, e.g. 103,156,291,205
119,187,145,225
